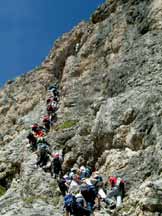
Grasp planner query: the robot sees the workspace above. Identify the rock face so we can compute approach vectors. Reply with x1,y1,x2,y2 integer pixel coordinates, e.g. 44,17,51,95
0,0,162,215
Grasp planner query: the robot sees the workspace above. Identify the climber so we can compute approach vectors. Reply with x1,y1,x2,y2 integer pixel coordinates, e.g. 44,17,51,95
68,174,81,194
105,176,125,208
48,84,59,97
37,137,51,152
42,115,51,132
75,43,80,53
64,193,77,216
36,137,51,168
46,95,59,105
47,101,58,113
57,176,68,196
31,124,45,137
75,192,91,216
80,181,98,214
64,187,91,216
93,172,103,188
80,166,86,179
68,167,78,180
51,153,62,179
85,166,92,178
80,166,92,179
26,132,37,151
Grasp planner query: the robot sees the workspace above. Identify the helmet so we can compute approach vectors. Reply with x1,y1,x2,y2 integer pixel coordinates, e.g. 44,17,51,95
47,97,53,104
43,115,49,122
32,123,38,128
31,124,39,131
80,166,86,172
52,153,59,158
109,176,117,186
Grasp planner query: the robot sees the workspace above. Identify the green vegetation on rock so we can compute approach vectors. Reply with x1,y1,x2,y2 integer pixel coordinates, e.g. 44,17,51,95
23,195,48,204
57,120,78,130
0,185,6,197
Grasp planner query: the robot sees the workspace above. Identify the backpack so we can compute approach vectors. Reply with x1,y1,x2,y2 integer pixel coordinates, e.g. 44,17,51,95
52,158,61,174
47,104,53,112
43,116,50,122
76,195,84,208
80,184,97,202
64,194,77,214
85,167,92,177
38,143,49,154
116,178,125,198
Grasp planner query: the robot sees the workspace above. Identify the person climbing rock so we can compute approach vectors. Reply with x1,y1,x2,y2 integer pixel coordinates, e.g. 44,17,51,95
36,147,49,168
36,137,51,168
51,153,62,179
75,43,80,53
31,124,45,137
80,181,97,214
68,174,81,194
80,166,92,179
47,102,58,124
57,176,68,196
64,186,91,216
37,137,51,152
46,95,59,105
48,84,59,97
75,192,91,216
80,166,86,179
64,193,77,216
26,132,37,151
69,167,78,180
42,115,51,132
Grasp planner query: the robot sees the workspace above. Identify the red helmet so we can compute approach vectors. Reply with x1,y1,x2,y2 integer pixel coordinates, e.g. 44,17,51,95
109,176,117,186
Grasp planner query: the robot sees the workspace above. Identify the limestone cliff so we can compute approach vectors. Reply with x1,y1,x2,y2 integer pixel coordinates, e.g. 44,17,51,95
0,0,162,215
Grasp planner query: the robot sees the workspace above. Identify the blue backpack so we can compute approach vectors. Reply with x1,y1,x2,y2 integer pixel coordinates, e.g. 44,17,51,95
64,194,77,214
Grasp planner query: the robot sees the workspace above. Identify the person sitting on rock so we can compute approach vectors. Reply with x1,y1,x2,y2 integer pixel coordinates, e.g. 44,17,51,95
51,153,62,179
26,132,37,152
105,176,125,208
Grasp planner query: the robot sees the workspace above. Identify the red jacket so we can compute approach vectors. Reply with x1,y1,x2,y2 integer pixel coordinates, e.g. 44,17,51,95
35,130,44,137
109,176,124,188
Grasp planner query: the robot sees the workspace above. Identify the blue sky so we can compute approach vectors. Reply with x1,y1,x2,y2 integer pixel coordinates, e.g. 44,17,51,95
0,0,105,86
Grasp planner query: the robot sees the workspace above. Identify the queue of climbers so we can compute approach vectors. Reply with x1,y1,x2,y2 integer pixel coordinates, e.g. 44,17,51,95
26,83,126,215
26,84,62,178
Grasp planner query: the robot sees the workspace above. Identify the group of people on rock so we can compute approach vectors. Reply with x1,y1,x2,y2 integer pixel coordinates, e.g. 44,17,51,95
26,84,62,178
57,166,125,215
26,83,126,215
